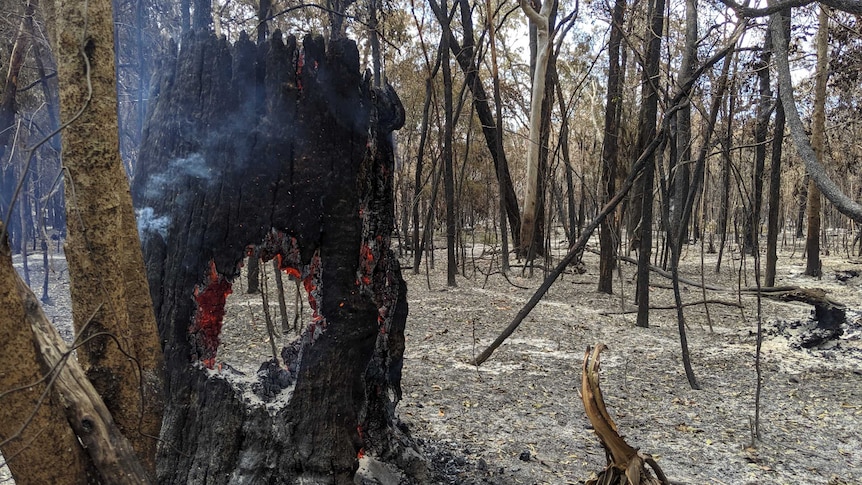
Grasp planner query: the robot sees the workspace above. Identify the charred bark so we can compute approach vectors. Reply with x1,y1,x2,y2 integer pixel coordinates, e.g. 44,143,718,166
134,31,423,484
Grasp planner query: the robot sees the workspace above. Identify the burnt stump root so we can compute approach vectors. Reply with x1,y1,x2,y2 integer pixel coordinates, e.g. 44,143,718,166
775,289,846,347
134,30,425,484
582,345,670,485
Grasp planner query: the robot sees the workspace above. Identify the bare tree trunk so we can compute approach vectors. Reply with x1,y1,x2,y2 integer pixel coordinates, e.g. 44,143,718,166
598,0,625,294
795,175,808,239
412,54,439,274
272,259,289,334
670,0,696,244
715,76,737,273
54,0,164,472
805,6,829,277
765,99,786,285
744,28,773,255
486,0,510,272
635,0,666,328
439,1,457,286
0,222,93,485
765,10,789,287
518,0,556,261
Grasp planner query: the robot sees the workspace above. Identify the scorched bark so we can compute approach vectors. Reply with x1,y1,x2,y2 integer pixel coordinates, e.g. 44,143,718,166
133,30,421,484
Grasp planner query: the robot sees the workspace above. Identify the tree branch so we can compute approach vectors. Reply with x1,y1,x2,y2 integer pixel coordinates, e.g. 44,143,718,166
771,7,862,223
719,0,862,17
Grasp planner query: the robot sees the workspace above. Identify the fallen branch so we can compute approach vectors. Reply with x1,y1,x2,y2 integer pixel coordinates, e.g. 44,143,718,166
607,249,806,295
599,299,744,315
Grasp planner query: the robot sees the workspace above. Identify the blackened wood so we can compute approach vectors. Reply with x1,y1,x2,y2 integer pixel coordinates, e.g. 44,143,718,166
134,31,421,484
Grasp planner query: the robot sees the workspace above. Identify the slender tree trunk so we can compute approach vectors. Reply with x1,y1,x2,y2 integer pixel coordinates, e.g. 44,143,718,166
555,80,575,245
765,98,786,286
805,6,829,277
440,0,457,286
518,0,555,261
796,174,808,239
412,52,439,274
54,0,164,472
765,10,789,287
635,0,666,328
272,259,289,334
744,28,773,255
671,0,696,243
598,0,625,294
486,0,509,272
715,79,737,273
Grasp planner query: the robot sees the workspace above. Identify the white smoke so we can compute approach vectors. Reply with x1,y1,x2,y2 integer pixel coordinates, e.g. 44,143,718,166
144,153,212,199
136,207,171,240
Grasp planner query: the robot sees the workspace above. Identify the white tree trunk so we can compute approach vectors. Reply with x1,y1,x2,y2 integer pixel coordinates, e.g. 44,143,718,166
518,0,554,257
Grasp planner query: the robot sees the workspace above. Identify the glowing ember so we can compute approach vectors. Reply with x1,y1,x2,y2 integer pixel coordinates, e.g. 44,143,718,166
190,260,232,368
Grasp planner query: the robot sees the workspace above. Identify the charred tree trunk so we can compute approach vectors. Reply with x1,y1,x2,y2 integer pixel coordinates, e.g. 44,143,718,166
634,0,666,328
134,32,423,484
744,30,773,256
247,252,260,293
441,0,458,286
598,0,625,294
766,11,789,287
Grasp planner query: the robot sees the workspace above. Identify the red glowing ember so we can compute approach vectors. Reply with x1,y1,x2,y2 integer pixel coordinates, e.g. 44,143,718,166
190,260,232,368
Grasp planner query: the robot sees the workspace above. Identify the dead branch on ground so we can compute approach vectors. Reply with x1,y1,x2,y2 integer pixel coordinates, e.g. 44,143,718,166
599,299,744,315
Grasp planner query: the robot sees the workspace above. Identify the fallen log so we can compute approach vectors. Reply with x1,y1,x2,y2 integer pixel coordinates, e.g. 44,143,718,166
582,345,669,485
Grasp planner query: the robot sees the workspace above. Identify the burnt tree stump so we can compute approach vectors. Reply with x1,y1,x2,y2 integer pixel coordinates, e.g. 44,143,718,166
133,30,422,484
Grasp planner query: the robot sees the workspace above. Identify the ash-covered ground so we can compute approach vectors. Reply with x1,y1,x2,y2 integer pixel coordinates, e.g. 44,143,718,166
3,234,861,484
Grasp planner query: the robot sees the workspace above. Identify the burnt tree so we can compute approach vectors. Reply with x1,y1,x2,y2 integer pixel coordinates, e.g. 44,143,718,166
133,31,423,484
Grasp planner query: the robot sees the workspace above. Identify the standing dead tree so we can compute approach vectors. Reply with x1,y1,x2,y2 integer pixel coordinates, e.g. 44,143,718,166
133,31,423,483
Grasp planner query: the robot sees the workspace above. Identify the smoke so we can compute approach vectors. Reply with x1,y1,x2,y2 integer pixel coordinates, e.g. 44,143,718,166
143,152,212,200
136,206,171,240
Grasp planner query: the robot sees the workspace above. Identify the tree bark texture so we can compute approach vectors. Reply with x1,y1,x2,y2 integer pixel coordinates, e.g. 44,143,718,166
635,0,666,328
805,6,829,276
133,31,422,484
598,0,625,294
0,223,94,485
53,0,165,473
518,0,554,260
766,11,790,286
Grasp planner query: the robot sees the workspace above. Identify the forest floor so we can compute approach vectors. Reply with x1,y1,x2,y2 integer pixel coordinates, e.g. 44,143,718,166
2,233,861,485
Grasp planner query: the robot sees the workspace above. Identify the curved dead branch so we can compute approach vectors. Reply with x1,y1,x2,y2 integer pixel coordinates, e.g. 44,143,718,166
582,345,669,485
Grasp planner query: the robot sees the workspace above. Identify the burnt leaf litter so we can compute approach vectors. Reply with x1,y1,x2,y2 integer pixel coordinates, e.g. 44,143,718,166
4,242,862,484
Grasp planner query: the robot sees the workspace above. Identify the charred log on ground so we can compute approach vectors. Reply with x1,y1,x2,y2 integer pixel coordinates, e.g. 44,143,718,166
133,30,424,484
